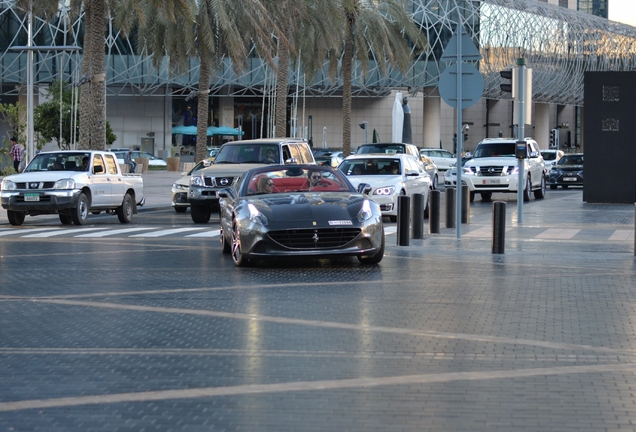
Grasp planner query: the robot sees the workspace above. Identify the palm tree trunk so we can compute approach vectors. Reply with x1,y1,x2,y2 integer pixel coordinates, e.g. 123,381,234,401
275,44,289,138
196,58,210,163
341,16,355,157
78,0,107,150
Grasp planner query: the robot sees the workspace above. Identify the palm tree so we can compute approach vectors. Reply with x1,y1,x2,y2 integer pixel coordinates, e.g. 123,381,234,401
125,0,279,162
69,0,195,150
263,0,344,138
338,0,426,156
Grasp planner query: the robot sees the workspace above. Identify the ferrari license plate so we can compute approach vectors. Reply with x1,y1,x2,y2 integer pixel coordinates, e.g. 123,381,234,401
24,193,40,202
564,177,577,181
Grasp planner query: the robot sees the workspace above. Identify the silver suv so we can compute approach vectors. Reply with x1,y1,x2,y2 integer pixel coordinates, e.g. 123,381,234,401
188,138,315,223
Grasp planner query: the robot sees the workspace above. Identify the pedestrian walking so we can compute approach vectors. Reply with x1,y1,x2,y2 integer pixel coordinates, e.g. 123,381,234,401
9,137,22,172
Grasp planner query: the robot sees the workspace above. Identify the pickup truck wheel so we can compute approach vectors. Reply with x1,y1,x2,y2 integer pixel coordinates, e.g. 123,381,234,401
71,193,89,225
174,206,187,213
59,214,73,225
191,205,211,224
7,210,26,226
523,176,531,202
534,175,546,199
117,193,134,223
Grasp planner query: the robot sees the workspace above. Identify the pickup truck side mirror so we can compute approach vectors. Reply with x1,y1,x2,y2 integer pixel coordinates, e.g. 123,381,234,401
94,165,104,174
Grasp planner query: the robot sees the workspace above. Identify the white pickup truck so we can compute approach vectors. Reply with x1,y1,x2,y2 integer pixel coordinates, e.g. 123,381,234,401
1,150,144,226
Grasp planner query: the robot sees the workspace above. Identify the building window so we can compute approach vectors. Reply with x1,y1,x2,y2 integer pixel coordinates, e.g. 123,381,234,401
559,0,568,7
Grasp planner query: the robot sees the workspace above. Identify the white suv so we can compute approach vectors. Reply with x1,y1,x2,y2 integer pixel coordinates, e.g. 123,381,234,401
459,138,546,202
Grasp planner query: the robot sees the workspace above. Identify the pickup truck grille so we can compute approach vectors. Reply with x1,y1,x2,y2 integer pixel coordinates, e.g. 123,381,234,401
15,182,56,190
477,166,505,176
203,177,236,187
268,228,360,250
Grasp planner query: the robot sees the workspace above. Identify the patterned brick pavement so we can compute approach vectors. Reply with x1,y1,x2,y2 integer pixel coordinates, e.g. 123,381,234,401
0,179,635,430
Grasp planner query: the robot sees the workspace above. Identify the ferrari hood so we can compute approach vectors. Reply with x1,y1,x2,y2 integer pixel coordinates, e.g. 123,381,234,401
248,192,368,225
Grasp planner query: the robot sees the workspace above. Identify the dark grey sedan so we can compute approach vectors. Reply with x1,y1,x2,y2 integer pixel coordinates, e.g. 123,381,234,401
218,164,385,267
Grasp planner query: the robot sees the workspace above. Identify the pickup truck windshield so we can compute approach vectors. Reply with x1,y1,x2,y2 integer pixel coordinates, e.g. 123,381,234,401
472,143,516,158
24,152,93,172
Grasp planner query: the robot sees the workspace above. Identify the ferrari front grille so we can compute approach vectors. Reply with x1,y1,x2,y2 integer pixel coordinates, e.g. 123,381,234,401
268,228,361,249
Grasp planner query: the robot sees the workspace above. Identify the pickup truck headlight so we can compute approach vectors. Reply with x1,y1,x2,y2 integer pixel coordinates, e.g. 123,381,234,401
248,203,268,226
190,176,205,187
373,186,395,195
54,179,75,190
357,199,373,222
1,179,16,191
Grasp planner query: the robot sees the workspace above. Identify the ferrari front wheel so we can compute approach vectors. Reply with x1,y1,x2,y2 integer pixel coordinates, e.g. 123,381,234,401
358,228,385,265
231,220,249,266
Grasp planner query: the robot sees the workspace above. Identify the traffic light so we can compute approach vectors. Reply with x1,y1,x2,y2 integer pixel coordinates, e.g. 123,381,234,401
500,70,512,93
549,129,558,148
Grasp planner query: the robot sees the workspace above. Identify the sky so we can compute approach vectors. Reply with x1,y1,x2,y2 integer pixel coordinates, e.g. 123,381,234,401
608,0,636,27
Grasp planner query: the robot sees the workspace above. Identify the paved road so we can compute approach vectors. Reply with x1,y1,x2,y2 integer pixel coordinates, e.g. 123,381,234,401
1,170,636,431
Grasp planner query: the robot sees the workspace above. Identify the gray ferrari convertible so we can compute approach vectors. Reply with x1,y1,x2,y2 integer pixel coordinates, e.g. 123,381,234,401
218,164,385,266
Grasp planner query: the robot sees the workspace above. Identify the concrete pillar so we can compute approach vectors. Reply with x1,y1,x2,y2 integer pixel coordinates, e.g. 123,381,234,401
220,97,235,128
534,103,550,149
422,93,441,148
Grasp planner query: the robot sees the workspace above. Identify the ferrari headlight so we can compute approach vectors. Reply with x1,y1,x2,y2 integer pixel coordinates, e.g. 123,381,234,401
190,176,205,187
357,199,373,222
1,179,16,191
373,186,395,195
248,203,268,226
54,178,75,189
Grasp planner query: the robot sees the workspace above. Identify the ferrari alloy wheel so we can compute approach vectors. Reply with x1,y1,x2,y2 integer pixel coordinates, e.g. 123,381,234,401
231,220,248,266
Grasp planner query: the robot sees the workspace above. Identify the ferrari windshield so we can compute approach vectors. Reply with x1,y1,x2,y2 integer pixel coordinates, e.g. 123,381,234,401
242,166,354,196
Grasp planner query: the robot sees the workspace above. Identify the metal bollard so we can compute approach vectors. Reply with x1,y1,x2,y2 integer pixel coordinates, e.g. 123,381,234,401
397,195,410,246
492,201,506,254
445,187,456,229
461,185,470,224
634,204,636,257
412,193,425,239
429,190,441,234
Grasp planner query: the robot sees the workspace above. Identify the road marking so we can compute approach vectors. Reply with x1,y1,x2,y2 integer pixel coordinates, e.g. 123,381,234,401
23,227,107,238
609,229,634,241
536,228,581,239
74,227,155,237
186,229,221,238
1,362,635,412
130,227,204,237
0,227,62,237
463,226,513,237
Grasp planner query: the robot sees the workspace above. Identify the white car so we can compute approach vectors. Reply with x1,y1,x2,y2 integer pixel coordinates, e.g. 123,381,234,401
540,149,564,173
338,153,432,222
420,148,456,171
112,150,168,167
171,158,213,212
